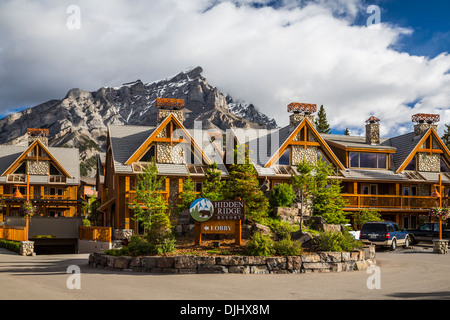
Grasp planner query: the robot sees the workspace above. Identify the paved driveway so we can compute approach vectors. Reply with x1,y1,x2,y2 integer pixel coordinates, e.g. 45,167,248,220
1,245,450,301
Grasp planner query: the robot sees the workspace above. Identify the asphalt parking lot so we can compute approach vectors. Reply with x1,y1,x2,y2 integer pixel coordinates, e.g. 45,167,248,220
1,243,450,302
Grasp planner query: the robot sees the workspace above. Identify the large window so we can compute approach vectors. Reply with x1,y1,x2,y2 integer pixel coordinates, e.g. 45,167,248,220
350,152,387,169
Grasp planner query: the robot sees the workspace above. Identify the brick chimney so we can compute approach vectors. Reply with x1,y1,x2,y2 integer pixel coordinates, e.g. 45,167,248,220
155,98,185,124
287,103,317,128
365,116,380,145
412,113,439,136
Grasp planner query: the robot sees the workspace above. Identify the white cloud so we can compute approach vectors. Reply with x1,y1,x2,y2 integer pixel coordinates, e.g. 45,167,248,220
0,0,449,137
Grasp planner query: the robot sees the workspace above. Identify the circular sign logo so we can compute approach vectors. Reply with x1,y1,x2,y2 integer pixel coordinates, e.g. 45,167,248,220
190,198,214,222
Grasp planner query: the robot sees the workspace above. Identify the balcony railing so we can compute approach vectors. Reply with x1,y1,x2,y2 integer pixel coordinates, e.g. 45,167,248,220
126,191,169,206
342,194,447,210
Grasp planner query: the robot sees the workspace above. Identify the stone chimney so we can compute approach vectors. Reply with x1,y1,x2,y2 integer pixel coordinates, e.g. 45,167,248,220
287,103,317,128
156,98,184,124
365,116,380,145
27,128,49,146
412,113,439,136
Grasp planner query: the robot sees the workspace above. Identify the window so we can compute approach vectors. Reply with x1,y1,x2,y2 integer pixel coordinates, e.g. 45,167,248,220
362,184,377,195
317,149,331,165
195,182,203,193
350,152,387,169
139,145,155,163
441,157,450,172
405,156,416,171
14,163,26,175
277,148,290,166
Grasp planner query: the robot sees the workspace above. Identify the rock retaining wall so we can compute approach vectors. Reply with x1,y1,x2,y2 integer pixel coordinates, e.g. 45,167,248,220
88,245,375,274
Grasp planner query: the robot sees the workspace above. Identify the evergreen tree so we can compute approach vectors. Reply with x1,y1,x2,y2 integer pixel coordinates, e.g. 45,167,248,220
201,162,225,201
222,145,269,221
315,105,332,134
293,160,348,224
177,175,197,215
345,128,350,136
442,124,450,149
310,161,348,224
131,163,172,245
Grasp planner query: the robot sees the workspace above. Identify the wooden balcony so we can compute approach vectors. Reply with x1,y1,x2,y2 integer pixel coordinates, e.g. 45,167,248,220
126,190,169,207
342,194,447,211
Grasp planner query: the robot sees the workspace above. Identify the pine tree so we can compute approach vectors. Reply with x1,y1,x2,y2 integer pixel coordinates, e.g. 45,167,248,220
222,145,269,222
345,128,350,136
315,105,332,134
131,163,171,245
201,162,225,201
442,124,450,149
293,160,348,224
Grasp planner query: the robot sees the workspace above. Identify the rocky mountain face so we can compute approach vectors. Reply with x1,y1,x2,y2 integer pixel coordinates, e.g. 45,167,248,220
0,66,277,176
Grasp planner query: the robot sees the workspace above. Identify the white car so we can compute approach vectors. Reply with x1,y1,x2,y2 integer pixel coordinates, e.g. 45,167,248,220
344,224,360,240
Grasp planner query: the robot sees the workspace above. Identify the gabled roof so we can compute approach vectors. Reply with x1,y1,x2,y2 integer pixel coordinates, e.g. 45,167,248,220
2,139,73,179
389,127,450,173
0,143,79,185
124,114,212,165
108,116,227,176
230,118,345,172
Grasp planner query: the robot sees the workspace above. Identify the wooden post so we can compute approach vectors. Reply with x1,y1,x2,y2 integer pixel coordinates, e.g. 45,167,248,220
195,221,201,246
235,220,242,246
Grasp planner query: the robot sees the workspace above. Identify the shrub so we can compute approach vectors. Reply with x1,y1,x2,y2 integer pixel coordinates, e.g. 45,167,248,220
273,236,302,256
245,232,275,257
269,183,296,208
127,235,155,256
154,237,176,255
0,239,20,253
263,218,298,240
314,231,363,252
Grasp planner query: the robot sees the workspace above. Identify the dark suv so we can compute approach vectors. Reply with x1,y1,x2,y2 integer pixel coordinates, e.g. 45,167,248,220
360,221,410,251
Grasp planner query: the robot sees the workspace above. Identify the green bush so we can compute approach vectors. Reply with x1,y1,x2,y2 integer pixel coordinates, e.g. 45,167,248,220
127,235,155,256
154,237,176,255
273,236,302,256
314,231,363,252
264,218,298,240
0,239,21,253
269,183,296,208
245,232,275,257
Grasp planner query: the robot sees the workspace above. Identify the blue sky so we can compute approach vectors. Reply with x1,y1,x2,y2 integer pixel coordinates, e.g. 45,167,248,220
0,0,449,137
360,0,450,58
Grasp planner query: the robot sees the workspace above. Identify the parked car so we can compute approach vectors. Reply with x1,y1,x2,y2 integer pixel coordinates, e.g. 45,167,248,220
359,221,410,250
344,224,360,240
408,222,450,244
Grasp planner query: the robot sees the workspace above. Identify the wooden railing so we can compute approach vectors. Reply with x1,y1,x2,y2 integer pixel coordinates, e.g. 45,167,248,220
342,194,447,210
0,225,27,242
126,191,169,206
79,226,112,242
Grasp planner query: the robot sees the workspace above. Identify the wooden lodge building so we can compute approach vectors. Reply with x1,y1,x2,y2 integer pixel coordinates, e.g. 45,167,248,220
99,98,228,234
97,98,450,236
229,103,450,229
0,128,81,218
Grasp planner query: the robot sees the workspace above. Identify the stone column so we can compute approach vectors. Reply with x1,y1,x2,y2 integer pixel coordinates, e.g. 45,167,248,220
432,239,448,254
20,241,35,256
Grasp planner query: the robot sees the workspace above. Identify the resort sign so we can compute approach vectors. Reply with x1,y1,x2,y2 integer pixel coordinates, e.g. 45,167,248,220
190,198,245,245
